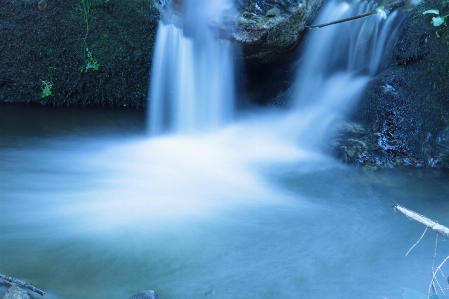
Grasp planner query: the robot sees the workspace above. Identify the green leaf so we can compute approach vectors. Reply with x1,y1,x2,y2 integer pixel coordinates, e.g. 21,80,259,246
432,16,445,26
423,9,440,15
376,6,387,19
40,80,53,98
41,87,53,98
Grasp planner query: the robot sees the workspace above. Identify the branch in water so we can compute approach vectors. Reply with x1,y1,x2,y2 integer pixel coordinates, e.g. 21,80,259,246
393,205,449,240
305,0,409,29
0,274,46,296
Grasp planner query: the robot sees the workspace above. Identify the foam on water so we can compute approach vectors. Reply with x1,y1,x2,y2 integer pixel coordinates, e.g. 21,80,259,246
1,112,331,238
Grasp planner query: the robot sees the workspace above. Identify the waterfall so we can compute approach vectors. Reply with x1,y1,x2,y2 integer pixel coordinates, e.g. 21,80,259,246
5,3,442,299
288,0,403,148
148,0,236,135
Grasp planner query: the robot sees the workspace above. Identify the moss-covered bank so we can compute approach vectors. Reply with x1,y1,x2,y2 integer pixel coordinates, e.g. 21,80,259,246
0,0,159,107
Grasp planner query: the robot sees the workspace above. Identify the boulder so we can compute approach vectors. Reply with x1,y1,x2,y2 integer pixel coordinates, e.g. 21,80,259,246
163,0,327,67
326,121,369,165
352,0,449,168
233,0,327,66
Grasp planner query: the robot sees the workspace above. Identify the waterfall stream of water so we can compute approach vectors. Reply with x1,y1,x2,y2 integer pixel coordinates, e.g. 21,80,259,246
284,0,403,147
1,1,448,299
148,0,235,135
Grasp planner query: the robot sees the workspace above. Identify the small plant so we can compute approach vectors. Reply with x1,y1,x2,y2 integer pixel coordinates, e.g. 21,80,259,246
79,0,100,72
80,48,100,72
40,80,53,98
422,9,449,37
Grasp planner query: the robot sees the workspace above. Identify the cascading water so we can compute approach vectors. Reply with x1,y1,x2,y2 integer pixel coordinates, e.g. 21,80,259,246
3,1,448,299
285,0,403,148
148,0,236,135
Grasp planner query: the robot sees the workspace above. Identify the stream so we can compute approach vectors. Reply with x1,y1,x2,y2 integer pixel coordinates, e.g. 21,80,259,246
0,104,448,299
1,0,449,298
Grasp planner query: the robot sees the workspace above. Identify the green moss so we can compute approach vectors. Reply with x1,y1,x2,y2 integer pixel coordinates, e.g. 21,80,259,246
0,0,160,107
40,80,53,98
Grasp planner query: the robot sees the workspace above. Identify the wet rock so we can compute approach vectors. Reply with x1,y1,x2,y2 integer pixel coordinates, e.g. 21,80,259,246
129,290,159,299
327,120,369,165
394,30,431,66
233,0,326,66
0,0,160,107
2,286,31,299
352,0,449,169
332,138,368,164
163,0,324,66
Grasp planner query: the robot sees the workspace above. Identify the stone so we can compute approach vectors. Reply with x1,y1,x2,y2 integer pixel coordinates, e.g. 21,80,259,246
2,286,31,299
166,0,325,66
233,0,326,66
345,0,449,169
128,290,159,299
327,120,369,165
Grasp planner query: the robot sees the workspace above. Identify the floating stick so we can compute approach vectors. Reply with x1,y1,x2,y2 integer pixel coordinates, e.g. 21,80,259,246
393,205,449,298
393,205,449,240
428,256,449,297
0,274,45,296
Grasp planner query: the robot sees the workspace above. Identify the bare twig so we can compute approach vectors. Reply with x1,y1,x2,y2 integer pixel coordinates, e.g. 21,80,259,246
305,0,409,29
0,274,45,296
433,274,445,296
306,10,377,28
393,205,449,240
393,205,449,299
428,256,449,298
429,234,439,296
405,226,428,256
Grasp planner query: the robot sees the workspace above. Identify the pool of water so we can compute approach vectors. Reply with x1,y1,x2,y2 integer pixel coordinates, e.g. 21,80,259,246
1,104,448,299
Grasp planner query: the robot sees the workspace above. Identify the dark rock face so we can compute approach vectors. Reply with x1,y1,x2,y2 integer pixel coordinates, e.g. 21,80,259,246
349,0,449,168
0,0,322,106
0,0,159,107
233,0,326,66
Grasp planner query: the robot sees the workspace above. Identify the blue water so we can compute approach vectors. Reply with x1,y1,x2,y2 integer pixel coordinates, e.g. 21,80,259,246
1,0,448,298
0,104,448,299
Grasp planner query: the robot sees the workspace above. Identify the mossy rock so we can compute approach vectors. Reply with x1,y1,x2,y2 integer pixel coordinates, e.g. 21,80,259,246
0,0,160,107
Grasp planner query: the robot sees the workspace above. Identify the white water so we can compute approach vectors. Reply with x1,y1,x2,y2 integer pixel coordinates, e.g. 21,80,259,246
2,1,448,299
288,0,403,148
2,119,449,299
149,0,235,135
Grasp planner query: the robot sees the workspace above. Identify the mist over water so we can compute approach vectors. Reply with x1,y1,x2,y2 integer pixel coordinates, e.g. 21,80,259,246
2,118,449,299
1,1,449,299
